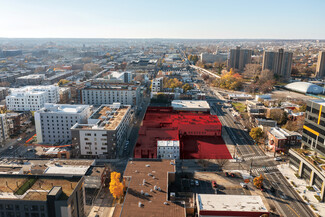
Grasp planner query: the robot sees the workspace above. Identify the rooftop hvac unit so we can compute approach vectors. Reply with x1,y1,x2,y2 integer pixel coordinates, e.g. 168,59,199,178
138,202,143,207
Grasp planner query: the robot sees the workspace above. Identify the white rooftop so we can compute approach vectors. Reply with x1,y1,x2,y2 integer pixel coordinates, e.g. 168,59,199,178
171,100,210,110
44,166,89,175
197,194,268,213
40,103,89,114
157,140,180,147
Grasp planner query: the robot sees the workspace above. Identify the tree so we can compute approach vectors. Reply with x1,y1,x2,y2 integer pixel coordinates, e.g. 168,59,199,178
259,69,274,81
58,79,70,86
109,172,124,199
214,69,243,90
269,110,288,125
216,158,228,171
249,127,264,143
202,74,210,81
243,64,261,79
253,174,264,189
299,104,307,112
182,83,193,93
134,74,144,82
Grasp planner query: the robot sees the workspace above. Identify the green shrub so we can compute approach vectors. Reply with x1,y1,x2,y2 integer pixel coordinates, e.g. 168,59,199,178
314,195,321,202
306,186,314,191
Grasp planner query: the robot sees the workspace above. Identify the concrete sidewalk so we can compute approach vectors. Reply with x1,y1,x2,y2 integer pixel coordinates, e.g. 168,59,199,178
277,163,325,216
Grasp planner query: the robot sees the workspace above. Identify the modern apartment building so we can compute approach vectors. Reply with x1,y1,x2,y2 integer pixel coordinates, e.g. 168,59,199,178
81,83,140,107
262,48,293,79
316,51,325,78
0,114,9,147
35,103,92,144
71,103,132,158
151,77,163,92
0,174,85,217
228,46,252,71
289,100,325,202
6,85,59,111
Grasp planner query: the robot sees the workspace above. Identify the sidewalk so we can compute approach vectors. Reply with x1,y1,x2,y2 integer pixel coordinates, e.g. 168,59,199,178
277,163,325,216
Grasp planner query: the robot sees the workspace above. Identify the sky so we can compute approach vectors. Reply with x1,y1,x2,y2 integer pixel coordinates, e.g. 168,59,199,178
0,0,324,39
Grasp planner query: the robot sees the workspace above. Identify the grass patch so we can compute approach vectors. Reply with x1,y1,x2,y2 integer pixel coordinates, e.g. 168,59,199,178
306,186,314,191
314,195,321,202
231,102,246,113
310,204,317,211
15,178,37,195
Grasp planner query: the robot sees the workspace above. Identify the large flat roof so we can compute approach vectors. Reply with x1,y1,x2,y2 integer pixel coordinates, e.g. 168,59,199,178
40,103,89,114
197,194,268,213
171,100,210,111
116,160,185,217
0,175,81,201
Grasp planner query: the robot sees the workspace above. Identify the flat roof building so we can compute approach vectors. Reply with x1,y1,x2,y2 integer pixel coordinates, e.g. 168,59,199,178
35,103,92,144
0,174,85,217
71,103,132,158
113,159,186,217
197,194,269,217
171,100,210,112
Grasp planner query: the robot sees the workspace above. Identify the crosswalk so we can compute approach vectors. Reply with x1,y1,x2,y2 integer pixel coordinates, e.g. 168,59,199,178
243,155,270,161
251,166,278,175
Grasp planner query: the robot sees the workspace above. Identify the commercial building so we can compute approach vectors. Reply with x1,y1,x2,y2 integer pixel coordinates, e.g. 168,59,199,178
200,52,227,63
0,114,9,147
16,74,46,85
196,194,269,217
228,46,252,71
0,174,85,217
289,99,325,201
316,51,325,78
35,103,92,144
151,77,163,92
112,159,186,217
157,140,180,159
71,103,132,158
6,85,59,111
171,100,210,113
81,83,140,107
134,107,230,159
267,127,301,152
108,71,132,83
262,48,293,79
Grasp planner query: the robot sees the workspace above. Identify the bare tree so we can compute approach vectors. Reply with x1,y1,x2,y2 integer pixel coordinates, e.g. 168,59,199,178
216,158,228,171
243,64,261,79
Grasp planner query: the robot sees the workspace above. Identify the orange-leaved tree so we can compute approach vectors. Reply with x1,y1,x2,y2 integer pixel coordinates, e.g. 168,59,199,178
109,172,124,199
253,174,264,189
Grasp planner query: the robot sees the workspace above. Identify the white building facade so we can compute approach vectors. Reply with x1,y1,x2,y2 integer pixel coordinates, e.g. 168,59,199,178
0,114,9,146
157,140,180,159
35,103,92,144
71,103,132,158
151,77,163,92
81,84,140,107
6,85,59,111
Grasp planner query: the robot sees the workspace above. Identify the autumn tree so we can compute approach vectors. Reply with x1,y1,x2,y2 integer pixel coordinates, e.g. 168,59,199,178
58,79,70,86
249,127,264,143
182,83,193,93
164,78,183,91
253,174,264,189
243,64,261,80
109,172,124,199
269,110,288,125
214,69,243,90
202,74,210,81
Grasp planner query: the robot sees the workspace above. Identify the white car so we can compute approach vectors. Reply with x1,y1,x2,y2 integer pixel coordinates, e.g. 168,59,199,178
274,157,282,161
17,138,22,141
8,146,14,150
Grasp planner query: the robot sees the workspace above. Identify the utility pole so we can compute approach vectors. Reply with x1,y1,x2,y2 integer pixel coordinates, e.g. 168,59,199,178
250,159,253,176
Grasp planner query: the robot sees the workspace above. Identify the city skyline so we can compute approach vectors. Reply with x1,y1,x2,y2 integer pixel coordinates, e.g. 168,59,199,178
1,0,325,39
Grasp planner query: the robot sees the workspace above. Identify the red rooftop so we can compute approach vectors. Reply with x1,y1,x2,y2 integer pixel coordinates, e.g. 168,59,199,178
134,107,232,159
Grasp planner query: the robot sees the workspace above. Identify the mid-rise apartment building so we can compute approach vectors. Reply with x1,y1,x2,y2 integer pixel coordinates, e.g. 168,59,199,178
0,174,85,217
6,85,59,111
316,51,325,78
262,48,293,79
71,103,132,158
35,103,92,144
81,83,140,107
289,99,325,202
151,77,163,92
157,140,180,159
228,46,252,71
0,114,9,147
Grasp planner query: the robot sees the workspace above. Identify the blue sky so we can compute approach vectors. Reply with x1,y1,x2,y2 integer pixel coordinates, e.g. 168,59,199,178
0,0,324,39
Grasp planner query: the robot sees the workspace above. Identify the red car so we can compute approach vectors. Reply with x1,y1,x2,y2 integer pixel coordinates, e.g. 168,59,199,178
212,181,218,188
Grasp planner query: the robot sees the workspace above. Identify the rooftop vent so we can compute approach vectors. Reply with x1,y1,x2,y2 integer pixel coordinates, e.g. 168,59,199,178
145,164,150,167
138,202,143,207
164,202,168,205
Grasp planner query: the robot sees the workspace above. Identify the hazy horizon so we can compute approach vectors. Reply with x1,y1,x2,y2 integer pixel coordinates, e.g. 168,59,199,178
1,0,325,39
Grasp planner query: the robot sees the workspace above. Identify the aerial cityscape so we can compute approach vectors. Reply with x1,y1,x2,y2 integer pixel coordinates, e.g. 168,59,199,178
1,1,325,217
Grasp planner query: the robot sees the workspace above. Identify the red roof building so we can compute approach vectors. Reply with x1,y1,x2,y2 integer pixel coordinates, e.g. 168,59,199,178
134,107,231,159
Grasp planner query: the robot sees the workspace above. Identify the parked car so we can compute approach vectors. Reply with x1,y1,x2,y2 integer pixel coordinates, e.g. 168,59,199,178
190,179,195,186
195,180,199,186
17,138,22,141
240,182,248,189
8,146,14,150
274,157,282,161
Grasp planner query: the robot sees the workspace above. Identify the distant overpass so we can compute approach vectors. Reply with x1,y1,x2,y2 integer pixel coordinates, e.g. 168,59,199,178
190,65,221,79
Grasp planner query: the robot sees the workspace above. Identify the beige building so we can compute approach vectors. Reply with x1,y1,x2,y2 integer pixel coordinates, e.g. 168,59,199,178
228,46,252,71
316,51,325,78
262,48,293,79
